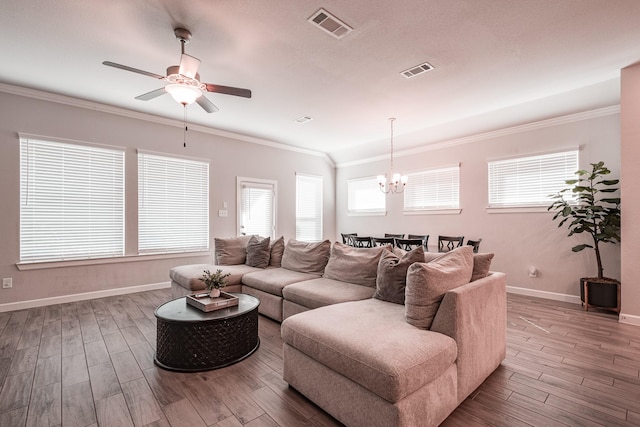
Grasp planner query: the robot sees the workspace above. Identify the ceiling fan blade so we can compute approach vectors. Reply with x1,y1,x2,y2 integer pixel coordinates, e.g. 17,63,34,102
204,83,252,98
103,61,165,80
178,54,201,78
135,87,167,101
196,95,219,113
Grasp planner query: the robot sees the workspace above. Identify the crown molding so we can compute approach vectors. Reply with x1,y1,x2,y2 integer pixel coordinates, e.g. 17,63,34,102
337,105,621,168
0,82,335,166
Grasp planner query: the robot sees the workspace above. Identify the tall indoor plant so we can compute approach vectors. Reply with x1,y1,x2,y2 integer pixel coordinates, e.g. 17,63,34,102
548,161,621,310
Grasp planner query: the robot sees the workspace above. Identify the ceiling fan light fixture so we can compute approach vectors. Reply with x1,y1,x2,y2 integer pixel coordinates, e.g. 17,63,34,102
165,83,202,105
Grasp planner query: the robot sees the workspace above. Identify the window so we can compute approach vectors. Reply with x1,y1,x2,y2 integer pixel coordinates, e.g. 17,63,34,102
404,165,460,212
237,178,276,238
347,176,386,215
138,151,209,254
488,149,579,208
296,173,323,241
20,136,124,262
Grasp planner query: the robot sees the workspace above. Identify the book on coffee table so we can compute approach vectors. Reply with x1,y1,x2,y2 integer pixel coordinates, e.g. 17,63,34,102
186,291,239,312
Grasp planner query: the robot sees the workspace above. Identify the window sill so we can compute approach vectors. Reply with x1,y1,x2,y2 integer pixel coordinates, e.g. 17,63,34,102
16,251,212,271
347,211,387,217
486,206,551,214
403,209,462,216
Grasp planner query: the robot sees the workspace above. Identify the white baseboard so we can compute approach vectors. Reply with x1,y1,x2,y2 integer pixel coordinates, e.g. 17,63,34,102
0,281,171,313
507,285,581,305
619,313,640,326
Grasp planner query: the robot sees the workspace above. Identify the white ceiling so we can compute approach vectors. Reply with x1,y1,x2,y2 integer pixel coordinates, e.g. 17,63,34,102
2,0,640,164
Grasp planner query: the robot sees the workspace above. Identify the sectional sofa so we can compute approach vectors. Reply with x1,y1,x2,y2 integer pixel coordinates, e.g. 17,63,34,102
169,236,506,427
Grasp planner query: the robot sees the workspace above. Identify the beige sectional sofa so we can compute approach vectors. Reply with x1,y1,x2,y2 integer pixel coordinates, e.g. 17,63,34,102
169,236,506,427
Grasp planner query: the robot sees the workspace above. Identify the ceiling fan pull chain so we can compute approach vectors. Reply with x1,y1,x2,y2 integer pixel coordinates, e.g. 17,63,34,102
183,105,188,147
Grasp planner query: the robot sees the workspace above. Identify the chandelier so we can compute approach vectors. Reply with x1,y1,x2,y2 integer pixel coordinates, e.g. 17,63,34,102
377,118,408,193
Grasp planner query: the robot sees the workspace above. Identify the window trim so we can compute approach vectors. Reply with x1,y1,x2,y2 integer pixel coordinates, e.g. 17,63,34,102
137,150,210,254
487,147,579,210
295,173,323,242
402,163,461,215
347,176,387,216
236,176,278,239
19,134,125,263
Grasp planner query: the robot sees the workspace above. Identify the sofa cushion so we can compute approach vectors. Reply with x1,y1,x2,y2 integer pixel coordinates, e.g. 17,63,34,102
424,250,494,282
281,298,457,403
246,236,271,268
471,253,494,282
373,247,425,304
323,243,387,288
242,267,320,297
269,236,285,267
170,264,262,290
405,246,474,329
283,278,376,310
214,235,253,265
281,239,331,275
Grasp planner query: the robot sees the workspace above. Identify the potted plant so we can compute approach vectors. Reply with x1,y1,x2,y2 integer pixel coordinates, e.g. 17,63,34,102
548,161,621,311
200,269,231,298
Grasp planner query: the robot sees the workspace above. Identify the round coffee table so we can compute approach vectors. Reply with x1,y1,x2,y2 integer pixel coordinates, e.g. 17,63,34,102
154,293,260,372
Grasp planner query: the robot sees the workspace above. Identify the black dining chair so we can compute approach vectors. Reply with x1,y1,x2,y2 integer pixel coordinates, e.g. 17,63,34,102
341,233,357,246
395,238,424,251
384,233,404,238
466,238,483,253
438,235,464,252
407,234,429,249
372,237,395,247
351,236,373,248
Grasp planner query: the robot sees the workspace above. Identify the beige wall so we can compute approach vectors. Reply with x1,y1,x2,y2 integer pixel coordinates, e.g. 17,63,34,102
0,90,336,306
337,111,621,300
621,63,640,322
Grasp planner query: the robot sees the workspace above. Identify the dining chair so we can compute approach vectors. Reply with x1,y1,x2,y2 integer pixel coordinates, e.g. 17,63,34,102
384,233,404,238
395,238,424,251
407,234,429,249
372,237,395,247
341,233,357,246
466,238,483,253
438,235,464,252
351,236,373,248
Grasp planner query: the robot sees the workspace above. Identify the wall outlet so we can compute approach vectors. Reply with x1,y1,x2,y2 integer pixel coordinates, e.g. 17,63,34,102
2,278,12,289
528,267,537,278
218,209,228,217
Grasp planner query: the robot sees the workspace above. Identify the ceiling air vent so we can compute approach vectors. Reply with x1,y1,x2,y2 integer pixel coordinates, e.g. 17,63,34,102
401,62,435,79
295,115,313,124
308,8,353,39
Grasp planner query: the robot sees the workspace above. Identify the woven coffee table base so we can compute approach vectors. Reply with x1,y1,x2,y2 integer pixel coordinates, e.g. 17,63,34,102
155,306,259,372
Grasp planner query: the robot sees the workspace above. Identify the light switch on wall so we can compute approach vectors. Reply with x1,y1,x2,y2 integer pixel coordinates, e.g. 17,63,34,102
218,210,228,217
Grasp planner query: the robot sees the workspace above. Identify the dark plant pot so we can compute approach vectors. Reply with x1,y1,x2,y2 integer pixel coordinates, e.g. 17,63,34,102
579,277,620,310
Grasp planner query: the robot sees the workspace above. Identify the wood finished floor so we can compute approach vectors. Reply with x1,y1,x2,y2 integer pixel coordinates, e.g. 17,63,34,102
0,290,639,427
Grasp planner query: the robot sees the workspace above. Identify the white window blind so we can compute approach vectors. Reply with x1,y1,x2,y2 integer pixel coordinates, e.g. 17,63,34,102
347,176,386,214
296,173,323,242
488,149,579,207
404,165,460,211
138,152,209,254
239,181,275,238
20,137,124,262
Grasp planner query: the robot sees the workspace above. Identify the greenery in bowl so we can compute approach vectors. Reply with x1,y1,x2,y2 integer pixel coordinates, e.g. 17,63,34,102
201,269,231,291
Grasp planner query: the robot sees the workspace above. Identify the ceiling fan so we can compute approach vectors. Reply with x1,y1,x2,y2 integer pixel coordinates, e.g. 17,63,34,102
103,28,251,113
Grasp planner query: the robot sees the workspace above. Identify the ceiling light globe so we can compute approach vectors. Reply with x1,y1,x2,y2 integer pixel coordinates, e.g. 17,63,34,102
165,84,202,105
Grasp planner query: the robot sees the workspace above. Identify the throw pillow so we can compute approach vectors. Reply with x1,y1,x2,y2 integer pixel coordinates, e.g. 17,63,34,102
269,236,285,267
323,242,389,288
405,246,474,329
214,235,253,265
471,253,494,281
373,246,425,304
281,239,331,275
245,236,271,268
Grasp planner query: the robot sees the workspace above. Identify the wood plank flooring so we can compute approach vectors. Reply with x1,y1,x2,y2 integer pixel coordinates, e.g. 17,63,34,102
0,290,638,426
